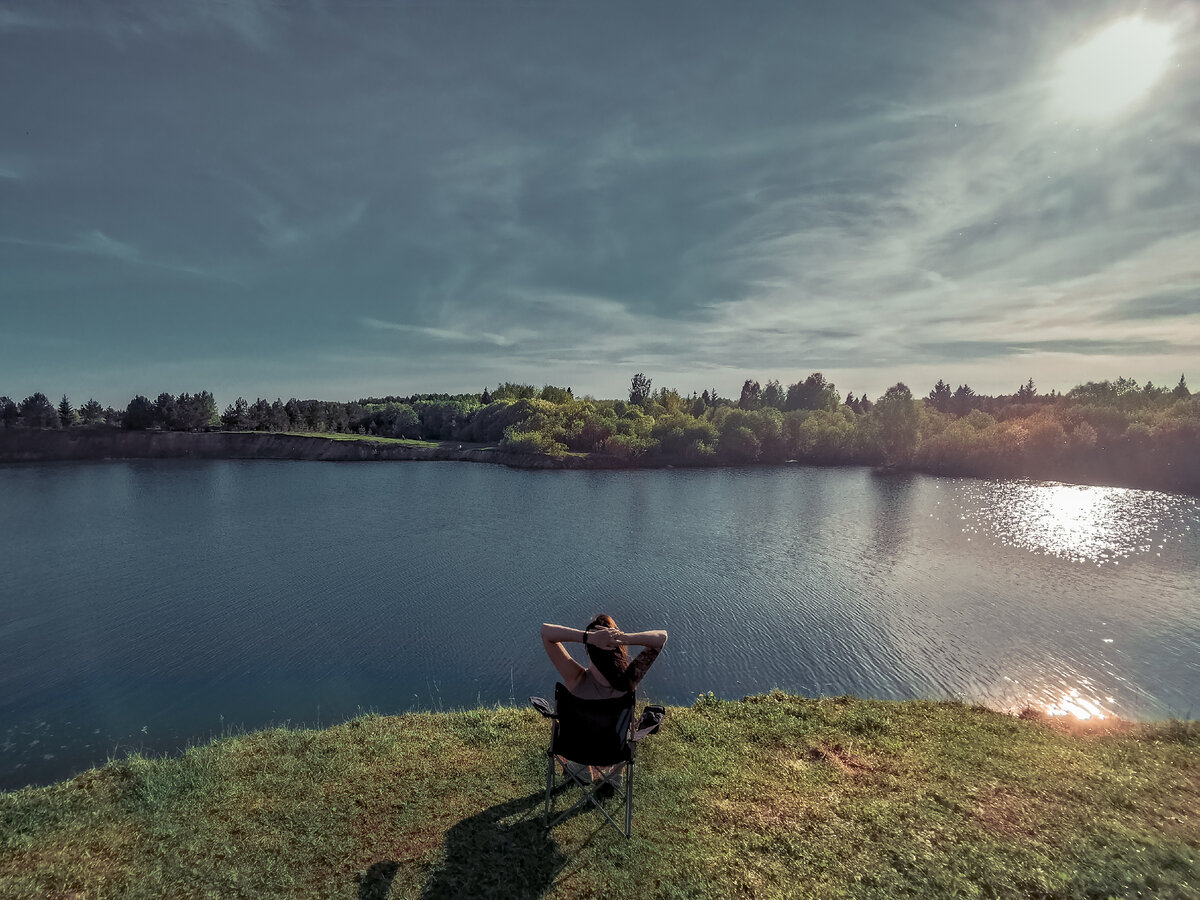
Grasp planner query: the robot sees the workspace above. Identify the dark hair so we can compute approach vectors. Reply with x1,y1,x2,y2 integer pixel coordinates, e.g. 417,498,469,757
584,613,634,692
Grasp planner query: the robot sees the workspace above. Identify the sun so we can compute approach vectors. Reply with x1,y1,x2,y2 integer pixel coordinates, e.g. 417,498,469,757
1052,16,1175,119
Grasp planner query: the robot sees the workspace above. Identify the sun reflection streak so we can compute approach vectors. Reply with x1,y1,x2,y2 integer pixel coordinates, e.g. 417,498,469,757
1046,689,1110,720
949,481,1197,565
1005,672,1118,721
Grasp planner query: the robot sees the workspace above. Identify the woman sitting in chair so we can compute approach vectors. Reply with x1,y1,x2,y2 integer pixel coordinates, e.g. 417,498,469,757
540,615,667,784
540,614,667,700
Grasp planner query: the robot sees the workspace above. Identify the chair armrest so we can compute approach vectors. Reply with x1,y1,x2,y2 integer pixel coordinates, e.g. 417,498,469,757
631,705,665,741
530,696,556,718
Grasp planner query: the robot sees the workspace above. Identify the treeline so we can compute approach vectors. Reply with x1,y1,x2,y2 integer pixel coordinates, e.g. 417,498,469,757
3,374,1197,491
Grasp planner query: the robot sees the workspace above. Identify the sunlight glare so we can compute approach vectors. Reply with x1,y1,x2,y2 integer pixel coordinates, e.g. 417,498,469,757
1052,16,1174,119
949,480,1199,565
1044,687,1111,721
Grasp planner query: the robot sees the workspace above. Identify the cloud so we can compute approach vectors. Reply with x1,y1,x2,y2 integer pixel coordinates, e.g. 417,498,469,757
0,8,52,31
5,2,1199,402
0,230,237,282
916,338,1182,361
1100,288,1200,322
0,0,281,48
256,199,367,250
358,317,511,347
77,229,140,262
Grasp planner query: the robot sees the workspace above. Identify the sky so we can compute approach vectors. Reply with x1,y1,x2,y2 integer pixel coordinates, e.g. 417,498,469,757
2,0,1198,409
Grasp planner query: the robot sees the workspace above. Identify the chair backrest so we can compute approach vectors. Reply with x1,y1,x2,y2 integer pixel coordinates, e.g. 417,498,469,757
552,682,635,766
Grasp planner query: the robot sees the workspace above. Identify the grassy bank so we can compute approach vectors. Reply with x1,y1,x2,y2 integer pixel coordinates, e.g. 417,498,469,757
268,431,443,447
2,694,1197,899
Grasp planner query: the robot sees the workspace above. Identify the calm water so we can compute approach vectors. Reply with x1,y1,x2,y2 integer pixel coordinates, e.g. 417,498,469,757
2,460,1198,790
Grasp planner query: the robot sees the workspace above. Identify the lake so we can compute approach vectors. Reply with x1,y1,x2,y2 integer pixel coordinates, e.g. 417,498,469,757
2,460,1198,790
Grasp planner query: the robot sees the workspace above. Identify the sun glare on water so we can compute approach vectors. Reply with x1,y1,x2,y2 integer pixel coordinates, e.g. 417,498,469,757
1052,16,1175,119
1045,687,1113,721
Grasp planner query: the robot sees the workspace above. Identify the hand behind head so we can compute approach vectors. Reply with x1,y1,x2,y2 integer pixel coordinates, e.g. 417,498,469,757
588,626,623,651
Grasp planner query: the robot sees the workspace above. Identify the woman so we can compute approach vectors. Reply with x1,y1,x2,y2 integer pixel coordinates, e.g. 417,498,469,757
540,614,667,786
540,614,667,700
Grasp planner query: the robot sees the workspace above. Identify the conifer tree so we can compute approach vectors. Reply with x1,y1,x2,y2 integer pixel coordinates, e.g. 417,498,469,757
927,380,952,412
57,395,76,427
80,398,105,425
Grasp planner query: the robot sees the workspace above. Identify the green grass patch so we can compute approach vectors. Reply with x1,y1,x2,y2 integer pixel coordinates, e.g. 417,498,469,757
239,430,444,448
2,695,1197,898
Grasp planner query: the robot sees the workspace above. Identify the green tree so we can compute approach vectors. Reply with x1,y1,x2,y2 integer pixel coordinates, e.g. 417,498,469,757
539,385,573,404
500,426,567,456
176,391,218,431
717,425,760,463
1171,375,1190,400
786,407,857,462
785,373,840,412
248,398,273,430
362,402,419,437
0,396,18,429
79,398,105,425
19,393,59,428
872,383,920,465
492,382,537,402
738,379,761,410
57,395,76,427
1016,378,1037,402
154,392,179,429
123,395,157,430
951,384,977,416
269,399,290,431
221,397,250,429
927,380,952,413
761,379,785,411
629,373,652,406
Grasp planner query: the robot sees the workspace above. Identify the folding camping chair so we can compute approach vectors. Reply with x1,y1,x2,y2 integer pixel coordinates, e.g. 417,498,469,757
530,682,664,838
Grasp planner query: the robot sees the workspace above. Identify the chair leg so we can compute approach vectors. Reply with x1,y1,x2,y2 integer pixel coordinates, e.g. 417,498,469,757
624,761,634,838
544,758,636,838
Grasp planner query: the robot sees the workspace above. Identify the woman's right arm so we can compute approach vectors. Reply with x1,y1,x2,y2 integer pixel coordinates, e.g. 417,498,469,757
540,623,587,690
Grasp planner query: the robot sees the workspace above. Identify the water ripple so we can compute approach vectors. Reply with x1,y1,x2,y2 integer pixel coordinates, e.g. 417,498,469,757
1,462,1198,789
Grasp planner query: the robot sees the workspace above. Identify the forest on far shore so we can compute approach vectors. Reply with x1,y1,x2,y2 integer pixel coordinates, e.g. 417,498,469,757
3,372,1198,492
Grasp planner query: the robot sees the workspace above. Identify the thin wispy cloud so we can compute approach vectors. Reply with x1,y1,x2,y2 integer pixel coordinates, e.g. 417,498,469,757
256,199,368,250
0,230,239,283
359,317,512,348
0,0,280,48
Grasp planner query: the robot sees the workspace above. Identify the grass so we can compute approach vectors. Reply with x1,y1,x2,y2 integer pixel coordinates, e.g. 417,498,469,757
2,693,1197,899
240,431,444,448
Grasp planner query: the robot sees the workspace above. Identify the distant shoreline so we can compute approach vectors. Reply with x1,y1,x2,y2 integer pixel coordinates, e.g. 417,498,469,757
0,428,611,470
2,428,1197,496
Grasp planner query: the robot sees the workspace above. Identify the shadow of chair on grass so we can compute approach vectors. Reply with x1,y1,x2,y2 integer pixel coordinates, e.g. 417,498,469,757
359,787,589,900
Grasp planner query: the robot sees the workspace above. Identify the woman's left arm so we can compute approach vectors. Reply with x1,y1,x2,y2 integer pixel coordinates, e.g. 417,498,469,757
619,629,667,649
620,629,667,687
